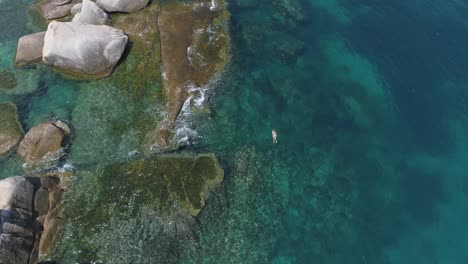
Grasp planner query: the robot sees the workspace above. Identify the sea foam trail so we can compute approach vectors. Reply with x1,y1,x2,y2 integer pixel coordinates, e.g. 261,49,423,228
171,83,210,146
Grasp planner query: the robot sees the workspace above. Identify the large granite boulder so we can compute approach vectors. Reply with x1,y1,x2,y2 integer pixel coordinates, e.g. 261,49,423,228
72,0,108,25
96,0,149,13
0,103,24,157
42,21,128,78
0,177,36,264
15,32,46,66
17,121,70,166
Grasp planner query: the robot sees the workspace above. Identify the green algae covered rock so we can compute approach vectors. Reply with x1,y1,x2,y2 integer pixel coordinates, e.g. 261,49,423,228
0,102,24,157
48,154,223,262
81,153,223,218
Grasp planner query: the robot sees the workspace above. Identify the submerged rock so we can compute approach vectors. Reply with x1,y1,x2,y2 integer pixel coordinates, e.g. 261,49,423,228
48,153,223,262
0,103,24,157
98,153,223,216
17,121,69,166
0,69,40,95
72,0,108,25
42,21,128,78
15,31,46,66
96,0,149,13
0,70,17,90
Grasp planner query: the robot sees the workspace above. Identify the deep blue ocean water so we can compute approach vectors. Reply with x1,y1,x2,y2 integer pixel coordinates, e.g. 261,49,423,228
2,0,468,263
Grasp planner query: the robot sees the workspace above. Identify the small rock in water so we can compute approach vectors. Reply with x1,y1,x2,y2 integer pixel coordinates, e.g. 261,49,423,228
17,122,68,167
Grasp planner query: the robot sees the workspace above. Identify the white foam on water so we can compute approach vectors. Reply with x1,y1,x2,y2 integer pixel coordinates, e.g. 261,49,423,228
186,84,208,108
59,162,75,172
187,45,194,65
210,0,218,11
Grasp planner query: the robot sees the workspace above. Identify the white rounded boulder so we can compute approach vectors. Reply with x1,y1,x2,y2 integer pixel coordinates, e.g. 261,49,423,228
42,21,128,78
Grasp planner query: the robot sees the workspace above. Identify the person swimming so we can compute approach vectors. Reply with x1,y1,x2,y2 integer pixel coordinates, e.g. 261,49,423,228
272,129,278,144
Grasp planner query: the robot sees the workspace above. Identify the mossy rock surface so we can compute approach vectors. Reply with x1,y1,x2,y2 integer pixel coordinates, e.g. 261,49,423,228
95,153,223,218
0,102,24,156
50,153,223,261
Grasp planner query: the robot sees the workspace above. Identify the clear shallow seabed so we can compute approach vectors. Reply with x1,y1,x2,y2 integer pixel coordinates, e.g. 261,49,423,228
2,0,468,263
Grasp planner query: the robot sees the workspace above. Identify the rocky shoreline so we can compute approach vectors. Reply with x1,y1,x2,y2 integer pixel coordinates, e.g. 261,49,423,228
1,0,230,263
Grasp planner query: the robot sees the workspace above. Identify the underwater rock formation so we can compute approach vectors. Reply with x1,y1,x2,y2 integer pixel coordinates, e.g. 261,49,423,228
0,102,24,157
15,32,46,66
42,21,128,78
96,0,149,13
17,121,70,167
94,153,223,216
0,69,40,95
0,71,17,90
47,153,223,262
71,0,108,25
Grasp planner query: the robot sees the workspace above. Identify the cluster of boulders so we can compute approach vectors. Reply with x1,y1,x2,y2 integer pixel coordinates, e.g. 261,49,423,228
16,0,151,78
0,174,69,264
0,101,72,263
0,103,70,169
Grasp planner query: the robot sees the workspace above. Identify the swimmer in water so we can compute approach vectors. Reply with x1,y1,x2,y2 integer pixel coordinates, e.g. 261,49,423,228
272,129,278,144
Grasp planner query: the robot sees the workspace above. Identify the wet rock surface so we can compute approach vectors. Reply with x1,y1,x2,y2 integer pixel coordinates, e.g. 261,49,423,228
15,32,46,66
17,121,69,166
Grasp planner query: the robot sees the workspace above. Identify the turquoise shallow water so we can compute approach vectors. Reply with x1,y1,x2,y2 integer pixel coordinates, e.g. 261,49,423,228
2,0,468,263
